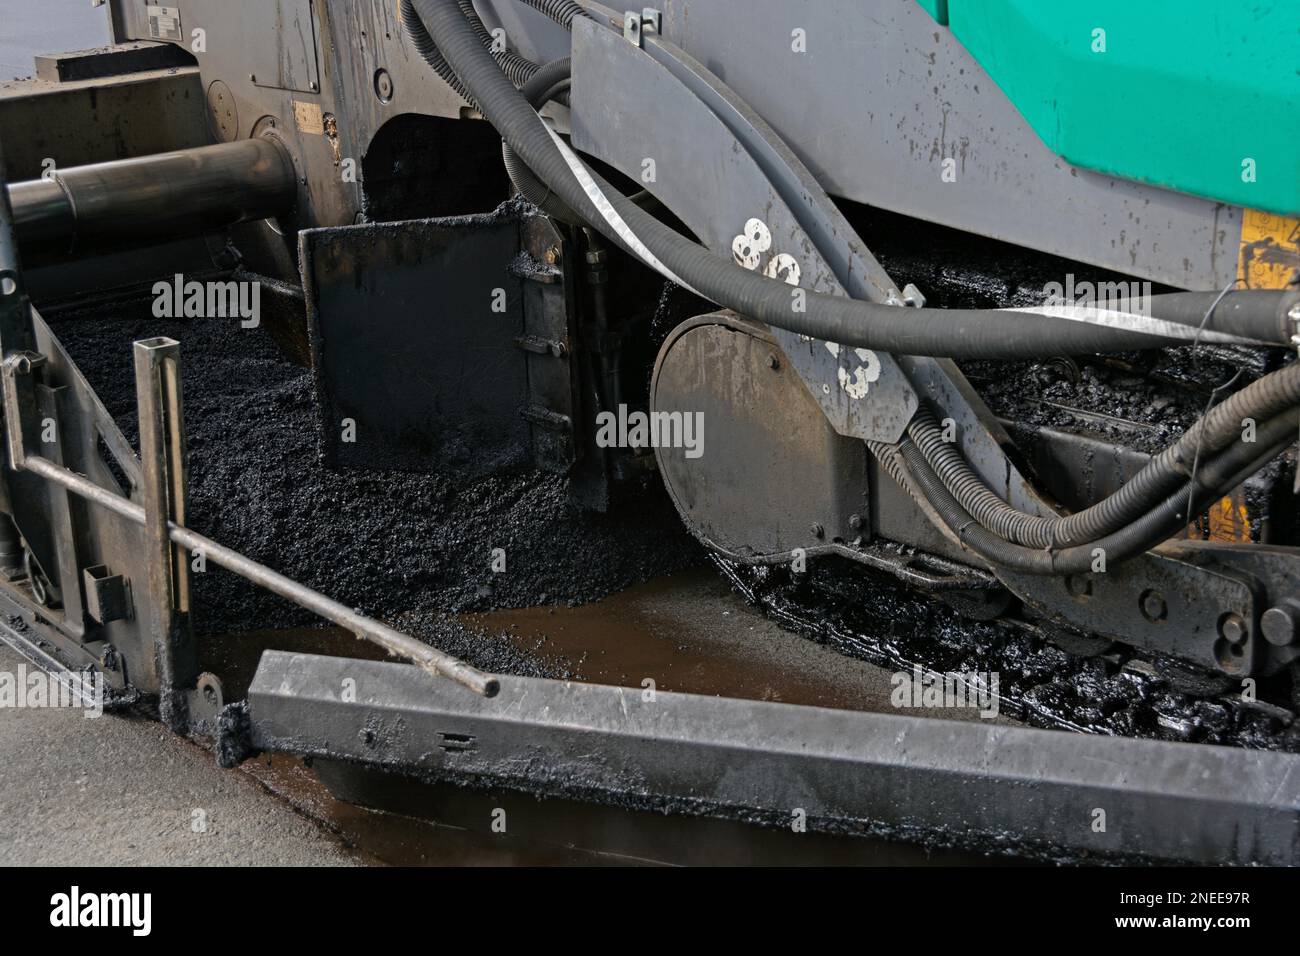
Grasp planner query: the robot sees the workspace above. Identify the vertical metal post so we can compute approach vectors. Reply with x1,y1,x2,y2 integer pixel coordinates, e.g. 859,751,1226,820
134,337,192,731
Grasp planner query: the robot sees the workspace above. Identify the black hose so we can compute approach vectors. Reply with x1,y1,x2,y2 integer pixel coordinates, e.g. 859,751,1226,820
402,0,545,102
516,0,589,27
909,359,1300,549
892,410,1297,574
402,0,474,101
409,0,1296,358
501,61,580,221
457,0,541,87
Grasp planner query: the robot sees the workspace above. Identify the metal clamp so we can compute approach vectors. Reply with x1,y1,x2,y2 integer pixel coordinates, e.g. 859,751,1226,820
623,8,662,47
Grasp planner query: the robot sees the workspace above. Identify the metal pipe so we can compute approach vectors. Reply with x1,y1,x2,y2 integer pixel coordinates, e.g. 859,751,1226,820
5,138,298,252
21,455,499,697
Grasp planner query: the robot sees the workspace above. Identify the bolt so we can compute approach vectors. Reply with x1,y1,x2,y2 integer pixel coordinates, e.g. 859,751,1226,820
810,523,824,539
1219,612,1247,645
249,74,256,83
848,513,863,531
374,68,393,103
1139,589,1166,621
1261,605,1298,647
1288,303,1300,323
1066,575,1092,598
766,353,780,370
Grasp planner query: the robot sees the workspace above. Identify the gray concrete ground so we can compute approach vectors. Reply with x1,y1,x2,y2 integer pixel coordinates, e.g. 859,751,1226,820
0,643,355,865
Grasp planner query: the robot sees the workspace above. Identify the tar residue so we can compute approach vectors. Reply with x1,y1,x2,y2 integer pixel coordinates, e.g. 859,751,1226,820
45,296,702,678
722,558,1299,752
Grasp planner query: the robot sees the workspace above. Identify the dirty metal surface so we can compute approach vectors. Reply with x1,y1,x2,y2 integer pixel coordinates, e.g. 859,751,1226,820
248,649,1300,865
301,206,532,477
650,0,1247,290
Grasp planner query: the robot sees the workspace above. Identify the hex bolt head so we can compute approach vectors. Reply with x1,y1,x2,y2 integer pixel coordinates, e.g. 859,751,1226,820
1261,605,1299,647
1218,612,1247,645
810,523,824,539
1139,589,1167,621
848,513,863,531
766,353,780,370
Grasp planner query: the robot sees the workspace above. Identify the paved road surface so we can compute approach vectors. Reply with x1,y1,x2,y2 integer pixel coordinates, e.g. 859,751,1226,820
0,643,356,866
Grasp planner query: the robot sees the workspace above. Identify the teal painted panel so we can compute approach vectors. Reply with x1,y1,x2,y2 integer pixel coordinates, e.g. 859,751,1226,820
914,0,948,24
945,1,1300,215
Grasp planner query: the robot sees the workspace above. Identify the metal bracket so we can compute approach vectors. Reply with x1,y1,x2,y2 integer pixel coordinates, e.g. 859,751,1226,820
623,8,661,47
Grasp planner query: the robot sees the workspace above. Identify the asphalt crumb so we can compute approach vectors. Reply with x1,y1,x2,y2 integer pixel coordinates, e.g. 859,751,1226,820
45,296,702,676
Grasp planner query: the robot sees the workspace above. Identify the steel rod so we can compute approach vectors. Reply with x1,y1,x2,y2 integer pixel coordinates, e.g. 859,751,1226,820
21,455,499,697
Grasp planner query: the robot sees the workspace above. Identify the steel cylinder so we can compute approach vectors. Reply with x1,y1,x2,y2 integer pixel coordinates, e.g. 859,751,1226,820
4,137,297,253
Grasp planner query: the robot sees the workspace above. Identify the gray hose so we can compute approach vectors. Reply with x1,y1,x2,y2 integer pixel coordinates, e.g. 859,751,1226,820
402,0,542,102
516,0,589,27
891,410,1297,574
909,359,1300,549
501,60,579,221
409,0,1297,358
457,0,541,87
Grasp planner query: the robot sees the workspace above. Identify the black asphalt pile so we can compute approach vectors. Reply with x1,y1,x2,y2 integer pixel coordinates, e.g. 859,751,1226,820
45,295,702,675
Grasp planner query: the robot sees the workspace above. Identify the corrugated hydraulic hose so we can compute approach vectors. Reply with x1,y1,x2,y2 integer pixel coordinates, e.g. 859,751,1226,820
908,359,1300,549
6,137,297,254
893,409,1299,574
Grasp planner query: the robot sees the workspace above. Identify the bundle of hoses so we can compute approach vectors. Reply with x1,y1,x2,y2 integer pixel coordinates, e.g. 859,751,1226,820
407,0,1300,573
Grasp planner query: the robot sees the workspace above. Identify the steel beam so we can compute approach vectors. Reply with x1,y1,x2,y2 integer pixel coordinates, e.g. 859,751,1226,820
248,649,1300,865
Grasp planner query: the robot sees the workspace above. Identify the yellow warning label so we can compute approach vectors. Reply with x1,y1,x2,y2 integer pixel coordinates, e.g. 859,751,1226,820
1205,494,1252,544
293,101,324,135
1238,208,1300,289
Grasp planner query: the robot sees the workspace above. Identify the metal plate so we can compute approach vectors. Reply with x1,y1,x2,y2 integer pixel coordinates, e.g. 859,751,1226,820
651,313,868,560
301,210,532,477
